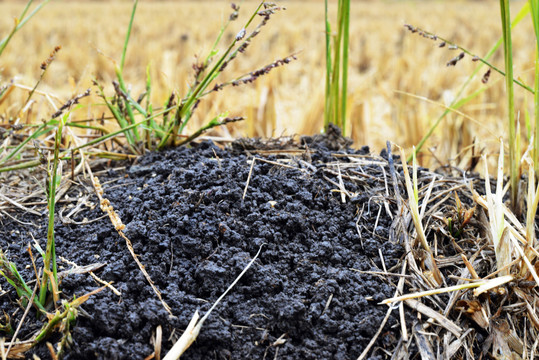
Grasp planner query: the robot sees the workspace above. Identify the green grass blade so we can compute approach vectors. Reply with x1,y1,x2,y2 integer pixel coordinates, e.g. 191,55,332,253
0,122,54,166
39,112,67,305
340,0,350,135
145,64,153,150
535,48,539,174
0,251,46,312
0,0,50,57
65,122,109,132
70,105,177,152
324,0,332,131
120,0,138,73
331,1,342,128
113,0,141,145
530,0,539,173
0,159,42,172
94,80,138,151
324,0,350,134
500,0,518,210
176,113,242,147
115,69,141,142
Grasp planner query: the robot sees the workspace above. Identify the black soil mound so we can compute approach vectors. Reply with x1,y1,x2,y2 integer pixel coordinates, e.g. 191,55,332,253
1,137,406,359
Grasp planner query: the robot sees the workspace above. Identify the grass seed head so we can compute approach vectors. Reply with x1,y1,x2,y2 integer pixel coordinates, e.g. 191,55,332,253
40,45,61,71
51,89,91,119
235,28,246,41
482,68,491,84
229,3,239,21
446,52,465,67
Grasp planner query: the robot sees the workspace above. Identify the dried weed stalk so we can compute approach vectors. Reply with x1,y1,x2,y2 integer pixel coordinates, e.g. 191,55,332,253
89,168,174,317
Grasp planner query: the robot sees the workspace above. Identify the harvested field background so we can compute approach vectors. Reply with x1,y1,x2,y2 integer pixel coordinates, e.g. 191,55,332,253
0,0,535,166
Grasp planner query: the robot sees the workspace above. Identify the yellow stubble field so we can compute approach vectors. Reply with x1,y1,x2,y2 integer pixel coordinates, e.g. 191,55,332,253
0,0,535,167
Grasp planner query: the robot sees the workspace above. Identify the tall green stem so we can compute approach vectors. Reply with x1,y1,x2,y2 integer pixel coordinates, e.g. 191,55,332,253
120,0,138,73
39,114,65,305
535,46,539,174
324,0,332,131
324,0,350,134
340,0,350,134
500,0,518,211
530,0,539,174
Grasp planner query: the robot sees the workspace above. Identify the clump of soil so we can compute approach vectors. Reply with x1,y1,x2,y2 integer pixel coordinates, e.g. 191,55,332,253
1,137,406,359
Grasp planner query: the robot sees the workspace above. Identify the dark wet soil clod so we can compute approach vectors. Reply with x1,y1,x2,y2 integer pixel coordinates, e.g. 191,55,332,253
1,139,406,359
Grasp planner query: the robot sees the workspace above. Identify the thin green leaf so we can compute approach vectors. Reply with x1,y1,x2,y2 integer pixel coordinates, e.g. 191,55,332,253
0,0,50,56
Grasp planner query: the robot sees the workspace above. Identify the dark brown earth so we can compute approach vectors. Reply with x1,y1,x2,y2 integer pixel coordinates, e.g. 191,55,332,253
1,132,418,359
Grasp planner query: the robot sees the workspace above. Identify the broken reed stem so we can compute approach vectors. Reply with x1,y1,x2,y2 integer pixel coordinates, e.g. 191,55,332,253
118,231,173,316
86,164,174,317
381,276,513,305
154,325,162,360
59,256,121,296
243,157,257,200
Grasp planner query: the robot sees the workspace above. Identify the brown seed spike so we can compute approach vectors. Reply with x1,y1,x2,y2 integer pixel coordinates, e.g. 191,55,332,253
481,68,491,84
404,24,416,33
446,52,465,66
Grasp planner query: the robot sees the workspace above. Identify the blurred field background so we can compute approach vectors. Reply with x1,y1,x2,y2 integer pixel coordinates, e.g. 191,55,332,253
0,0,535,168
